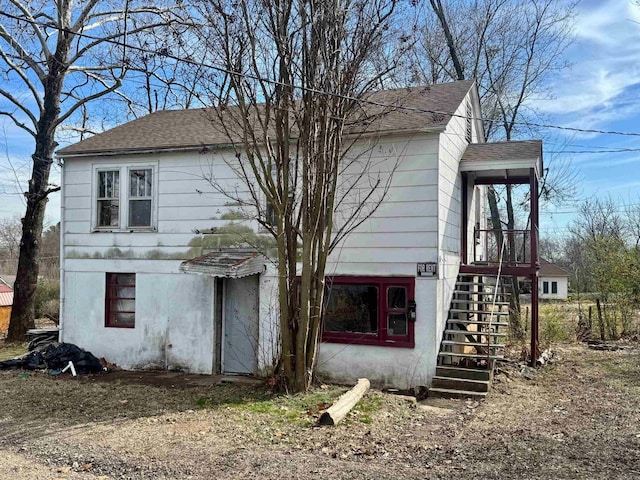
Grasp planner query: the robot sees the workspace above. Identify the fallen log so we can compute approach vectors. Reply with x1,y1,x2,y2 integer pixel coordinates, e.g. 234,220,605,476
319,378,370,426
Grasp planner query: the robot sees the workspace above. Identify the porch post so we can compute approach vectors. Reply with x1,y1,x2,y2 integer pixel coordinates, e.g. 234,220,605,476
529,167,539,366
461,173,468,264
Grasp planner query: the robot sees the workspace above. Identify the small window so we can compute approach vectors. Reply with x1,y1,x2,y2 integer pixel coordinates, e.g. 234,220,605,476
128,168,152,227
105,273,136,328
323,277,414,348
97,170,120,227
551,281,558,294
543,281,549,294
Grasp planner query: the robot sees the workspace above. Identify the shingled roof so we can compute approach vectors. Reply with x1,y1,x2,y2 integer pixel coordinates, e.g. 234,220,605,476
461,140,543,163
539,259,570,277
57,80,474,157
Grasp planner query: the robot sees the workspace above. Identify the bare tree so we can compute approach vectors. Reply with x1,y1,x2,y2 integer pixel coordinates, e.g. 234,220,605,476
198,0,411,392
419,0,575,338
0,0,175,340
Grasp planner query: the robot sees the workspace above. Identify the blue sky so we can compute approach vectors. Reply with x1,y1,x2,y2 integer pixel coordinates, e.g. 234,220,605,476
1,0,639,241
536,0,640,238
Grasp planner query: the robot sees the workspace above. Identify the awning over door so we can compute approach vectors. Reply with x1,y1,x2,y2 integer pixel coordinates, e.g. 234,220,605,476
179,249,267,278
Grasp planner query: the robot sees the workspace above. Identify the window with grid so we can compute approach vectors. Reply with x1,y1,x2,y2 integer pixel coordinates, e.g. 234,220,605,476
551,281,558,294
128,168,153,227
543,281,549,294
97,170,120,227
322,276,414,348
105,273,136,328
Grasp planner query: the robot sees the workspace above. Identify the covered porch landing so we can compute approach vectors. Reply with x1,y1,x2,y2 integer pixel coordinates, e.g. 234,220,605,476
460,140,543,365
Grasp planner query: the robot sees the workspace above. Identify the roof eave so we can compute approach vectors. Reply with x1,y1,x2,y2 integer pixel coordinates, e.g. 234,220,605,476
56,126,446,159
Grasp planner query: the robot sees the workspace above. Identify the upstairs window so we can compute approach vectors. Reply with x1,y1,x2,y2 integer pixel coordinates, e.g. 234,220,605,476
322,276,415,348
93,164,156,231
105,273,136,328
128,168,153,227
97,170,120,227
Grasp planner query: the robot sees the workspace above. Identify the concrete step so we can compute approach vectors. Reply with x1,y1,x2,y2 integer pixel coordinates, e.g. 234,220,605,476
428,387,488,400
438,351,504,360
444,329,507,337
447,319,509,327
441,340,505,348
436,365,491,381
432,375,491,393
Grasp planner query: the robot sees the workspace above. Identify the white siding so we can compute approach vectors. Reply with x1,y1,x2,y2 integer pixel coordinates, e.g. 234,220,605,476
63,150,255,259
326,134,440,277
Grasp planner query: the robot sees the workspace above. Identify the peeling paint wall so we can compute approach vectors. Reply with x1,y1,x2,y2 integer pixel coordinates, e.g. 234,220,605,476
61,260,214,373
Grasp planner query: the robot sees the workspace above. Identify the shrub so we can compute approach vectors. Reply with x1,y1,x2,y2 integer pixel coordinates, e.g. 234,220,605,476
35,280,60,322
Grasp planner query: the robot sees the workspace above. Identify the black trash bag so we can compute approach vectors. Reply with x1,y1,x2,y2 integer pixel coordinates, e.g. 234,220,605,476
0,350,45,370
41,343,103,374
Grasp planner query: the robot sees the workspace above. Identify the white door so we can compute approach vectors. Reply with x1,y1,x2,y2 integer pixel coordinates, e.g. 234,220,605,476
223,275,259,374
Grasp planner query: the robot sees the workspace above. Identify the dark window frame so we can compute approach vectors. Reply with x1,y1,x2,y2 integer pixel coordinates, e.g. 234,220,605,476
551,281,558,294
105,273,136,328
543,281,549,294
322,276,415,348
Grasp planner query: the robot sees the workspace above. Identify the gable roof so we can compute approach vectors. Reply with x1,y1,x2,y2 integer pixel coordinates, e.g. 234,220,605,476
57,80,475,157
539,259,570,277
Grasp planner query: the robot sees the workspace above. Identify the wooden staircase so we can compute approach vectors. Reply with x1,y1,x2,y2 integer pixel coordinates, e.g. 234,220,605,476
429,274,510,399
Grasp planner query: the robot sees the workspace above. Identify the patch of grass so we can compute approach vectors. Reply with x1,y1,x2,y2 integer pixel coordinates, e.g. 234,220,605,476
197,385,351,427
352,394,384,424
0,342,27,361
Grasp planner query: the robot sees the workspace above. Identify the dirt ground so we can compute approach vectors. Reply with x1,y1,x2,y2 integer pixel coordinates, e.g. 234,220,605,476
1,341,639,480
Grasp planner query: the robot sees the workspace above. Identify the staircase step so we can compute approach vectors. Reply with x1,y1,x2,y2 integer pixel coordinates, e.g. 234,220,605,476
441,340,505,348
436,365,491,381
451,299,509,306
450,308,509,316
432,375,491,392
444,329,507,337
428,387,488,399
438,351,504,360
447,319,508,327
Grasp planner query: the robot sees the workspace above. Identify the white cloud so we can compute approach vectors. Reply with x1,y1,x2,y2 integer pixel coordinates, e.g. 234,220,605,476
537,0,640,136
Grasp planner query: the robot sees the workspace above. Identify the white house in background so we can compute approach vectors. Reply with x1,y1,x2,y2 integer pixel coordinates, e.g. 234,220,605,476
56,80,543,389
538,259,569,300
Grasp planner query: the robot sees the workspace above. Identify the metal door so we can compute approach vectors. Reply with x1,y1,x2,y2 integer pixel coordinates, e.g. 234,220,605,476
223,275,259,374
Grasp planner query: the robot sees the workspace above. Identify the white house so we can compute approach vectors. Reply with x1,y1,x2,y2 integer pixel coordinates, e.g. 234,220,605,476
538,259,569,300
57,80,543,390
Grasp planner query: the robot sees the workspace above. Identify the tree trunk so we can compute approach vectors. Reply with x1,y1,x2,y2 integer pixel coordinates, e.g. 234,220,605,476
7,37,69,341
7,143,55,340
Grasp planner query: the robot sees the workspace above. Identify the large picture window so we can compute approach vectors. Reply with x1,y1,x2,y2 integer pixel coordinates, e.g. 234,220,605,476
105,273,136,328
322,276,414,348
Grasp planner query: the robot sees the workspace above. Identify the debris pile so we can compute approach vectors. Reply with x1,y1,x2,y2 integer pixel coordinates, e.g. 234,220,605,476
0,342,103,374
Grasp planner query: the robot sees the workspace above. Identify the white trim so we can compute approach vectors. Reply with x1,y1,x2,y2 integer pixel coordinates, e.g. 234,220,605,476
91,161,158,233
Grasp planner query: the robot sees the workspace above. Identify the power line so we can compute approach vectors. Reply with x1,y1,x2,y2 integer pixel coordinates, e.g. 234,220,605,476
3,11,640,139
